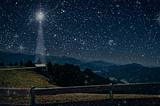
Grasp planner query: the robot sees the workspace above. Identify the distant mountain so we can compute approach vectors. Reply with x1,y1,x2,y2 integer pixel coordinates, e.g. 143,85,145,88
95,63,160,84
79,60,114,71
125,63,142,67
87,61,114,67
0,51,83,66
0,51,35,66
0,51,118,67
82,68,114,85
46,56,83,65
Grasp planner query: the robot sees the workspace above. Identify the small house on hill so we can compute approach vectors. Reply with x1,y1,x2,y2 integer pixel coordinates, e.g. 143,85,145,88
35,58,46,71
35,64,46,68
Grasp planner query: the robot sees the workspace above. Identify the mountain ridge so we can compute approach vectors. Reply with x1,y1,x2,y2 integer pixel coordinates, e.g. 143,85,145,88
0,51,84,66
95,63,160,84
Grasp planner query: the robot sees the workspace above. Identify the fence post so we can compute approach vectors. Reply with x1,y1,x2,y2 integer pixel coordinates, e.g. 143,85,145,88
30,86,35,106
110,83,113,106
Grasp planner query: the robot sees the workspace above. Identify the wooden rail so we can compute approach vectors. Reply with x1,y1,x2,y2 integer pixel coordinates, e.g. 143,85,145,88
0,88,30,97
32,84,112,96
32,82,160,96
0,82,160,106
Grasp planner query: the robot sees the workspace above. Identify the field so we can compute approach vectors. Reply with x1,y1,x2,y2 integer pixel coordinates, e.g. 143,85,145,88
0,68,57,88
0,67,160,104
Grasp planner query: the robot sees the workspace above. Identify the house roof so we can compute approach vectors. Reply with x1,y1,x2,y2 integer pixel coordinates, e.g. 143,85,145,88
35,64,46,67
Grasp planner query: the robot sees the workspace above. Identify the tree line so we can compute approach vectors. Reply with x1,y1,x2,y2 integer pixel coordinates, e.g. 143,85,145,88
43,62,112,87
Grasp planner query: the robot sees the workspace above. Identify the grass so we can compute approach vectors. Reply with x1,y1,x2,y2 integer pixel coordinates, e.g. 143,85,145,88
0,94,160,104
34,94,160,104
0,66,20,69
0,68,160,104
0,66,20,68
0,69,57,88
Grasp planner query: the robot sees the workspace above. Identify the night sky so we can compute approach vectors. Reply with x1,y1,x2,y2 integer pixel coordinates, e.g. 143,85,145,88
1,0,160,66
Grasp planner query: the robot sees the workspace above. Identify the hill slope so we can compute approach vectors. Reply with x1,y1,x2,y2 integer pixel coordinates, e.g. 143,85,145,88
47,63,113,86
0,69,58,88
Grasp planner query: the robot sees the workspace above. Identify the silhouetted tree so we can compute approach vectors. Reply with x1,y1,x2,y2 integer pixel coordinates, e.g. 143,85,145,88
37,58,42,64
9,61,13,66
48,64,113,87
29,60,33,67
47,61,53,75
25,60,33,67
20,60,23,66
46,63,113,87
50,63,84,86
0,59,4,66
14,62,18,66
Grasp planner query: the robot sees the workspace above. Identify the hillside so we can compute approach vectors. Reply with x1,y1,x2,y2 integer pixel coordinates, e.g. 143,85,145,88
0,69,58,88
0,62,113,87
46,63,113,86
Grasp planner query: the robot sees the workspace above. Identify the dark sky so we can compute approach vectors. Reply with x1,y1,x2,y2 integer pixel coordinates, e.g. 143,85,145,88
0,0,160,66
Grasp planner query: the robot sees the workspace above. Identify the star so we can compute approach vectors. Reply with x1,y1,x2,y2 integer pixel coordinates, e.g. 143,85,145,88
47,53,50,56
37,11,44,23
108,40,116,46
14,34,18,39
18,44,25,53
154,14,160,24
7,45,11,49
0,0,160,66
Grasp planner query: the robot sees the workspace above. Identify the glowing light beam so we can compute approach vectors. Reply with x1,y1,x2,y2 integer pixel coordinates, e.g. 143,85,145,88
37,11,44,23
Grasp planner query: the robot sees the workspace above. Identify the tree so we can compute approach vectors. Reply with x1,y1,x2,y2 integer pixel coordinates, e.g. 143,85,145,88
0,59,4,66
50,63,84,86
47,61,53,75
20,60,23,66
28,60,33,67
25,60,33,67
14,62,18,66
9,61,13,66
37,58,42,64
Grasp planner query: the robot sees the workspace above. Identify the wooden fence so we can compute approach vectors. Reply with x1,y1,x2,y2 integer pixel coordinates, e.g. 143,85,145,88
0,82,160,106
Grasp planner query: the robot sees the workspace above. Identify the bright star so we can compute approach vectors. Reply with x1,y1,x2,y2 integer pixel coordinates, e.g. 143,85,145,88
37,11,44,23
154,13,160,25
18,44,25,53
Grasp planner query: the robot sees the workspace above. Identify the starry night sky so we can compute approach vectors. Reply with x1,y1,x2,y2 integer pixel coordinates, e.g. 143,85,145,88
1,0,160,66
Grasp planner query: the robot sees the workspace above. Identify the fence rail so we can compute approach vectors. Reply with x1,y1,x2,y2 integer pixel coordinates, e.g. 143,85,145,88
0,88,30,97
32,84,112,96
0,82,160,106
